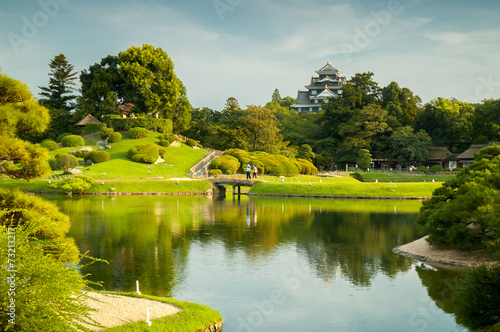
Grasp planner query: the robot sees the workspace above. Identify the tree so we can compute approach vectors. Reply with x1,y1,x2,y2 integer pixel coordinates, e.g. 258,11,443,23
0,72,51,181
38,53,78,111
297,144,315,161
357,149,372,170
388,126,431,167
381,81,419,126
471,98,500,143
416,145,500,250
49,153,79,173
271,88,281,103
119,44,180,118
173,83,192,133
242,105,282,151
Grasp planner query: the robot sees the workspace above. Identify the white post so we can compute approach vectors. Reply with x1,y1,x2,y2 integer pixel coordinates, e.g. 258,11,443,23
136,280,141,295
145,307,151,326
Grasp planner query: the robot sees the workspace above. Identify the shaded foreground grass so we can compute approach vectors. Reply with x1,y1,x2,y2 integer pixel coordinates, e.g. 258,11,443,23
250,176,441,198
97,292,222,332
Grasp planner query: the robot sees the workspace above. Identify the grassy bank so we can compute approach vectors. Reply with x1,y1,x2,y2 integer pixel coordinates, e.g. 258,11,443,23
98,292,222,332
354,171,456,183
250,176,441,198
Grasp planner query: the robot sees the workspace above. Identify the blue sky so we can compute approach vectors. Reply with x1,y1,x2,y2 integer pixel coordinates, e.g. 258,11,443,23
1,0,500,110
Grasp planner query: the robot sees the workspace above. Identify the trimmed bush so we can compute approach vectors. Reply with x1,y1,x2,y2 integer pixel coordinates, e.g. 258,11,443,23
430,165,444,172
56,132,72,143
416,165,428,173
73,150,89,158
128,127,149,139
85,151,110,163
61,135,85,147
49,154,79,172
297,158,318,175
186,138,198,147
50,175,95,194
127,143,159,164
84,122,106,135
210,155,240,175
225,170,232,175
159,147,166,159
106,118,173,134
159,139,170,147
40,139,59,151
209,169,222,176
108,132,122,143
159,133,177,144
351,172,364,182
225,149,252,168
100,126,114,138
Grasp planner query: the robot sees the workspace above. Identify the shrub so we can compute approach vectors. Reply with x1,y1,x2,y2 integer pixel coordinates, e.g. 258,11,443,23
186,138,198,147
416,165,428,173
209,169,222,176
61,135,85,147
73,149,89,158
100,126,114,138
106,118,172,134
128,127,150,139
56,132,71,143
159,133,177,144
351,172,364,182
84,122,106,135
158,147,166,159
430,165,444,172
297,158,318,175
50,175,95,194
225,149,252,167
159,139,170,147
210,155,240,175
49,154,79,172
108,132,122,143
127,143,159,164
444,168,451,172
85,151,110,163
40,139,59,151
225,170,232,175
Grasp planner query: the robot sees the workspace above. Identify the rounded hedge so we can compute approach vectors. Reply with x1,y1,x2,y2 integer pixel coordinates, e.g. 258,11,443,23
127,143,159,164
430,165,444,172
128,127,149,139
417,165,428,173
210,155,240,175
85,151,110,163
351,172,364,182
159,139,170,147
186,138,198,147
159,133,177,144
61,135,85,147
100,127,114,139
159,147,166,159
73,150,89,158
56,132,72,143
40,140,59,151
108,132,122,143
297,158,318,175
49,154,79,172
209,169,222,176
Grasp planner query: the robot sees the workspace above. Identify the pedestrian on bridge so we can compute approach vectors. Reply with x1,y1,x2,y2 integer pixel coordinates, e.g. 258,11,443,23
252,165,258,179
246,164,251,179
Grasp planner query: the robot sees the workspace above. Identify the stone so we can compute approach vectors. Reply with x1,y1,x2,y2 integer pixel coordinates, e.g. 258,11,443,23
154,156,165,164
98,146,105,151
96,140,105,146
105,145,111,149
85,159,94,166
78,146,94,152
193,146,200,150
69,168,83,175
170,140,181,147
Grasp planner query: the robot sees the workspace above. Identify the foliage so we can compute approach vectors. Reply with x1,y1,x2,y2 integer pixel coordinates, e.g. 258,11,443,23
186,138,198,147
50,175,95,194
297,144,315,161
100,126,114,138
297,158,318,175
243,105,283,150
56,132,72,142
84,122,106,135
356,149,372,170
158,147,166,159
61,135,85,147
351,172,364,182
50,153,79,172
416,145,500,250
389,126,431,166
430,165,444,172
0,188,79,262
127,143,159,164
38,53,77,111
381,81,419,126
210,155,241,175
85,151,110,163
416,165,428,173
107,118,173,134
159,133,177,144
108,132,122,143
0,136,51,182
127,127,150,139
159,139,170,147
0,226,96,331
72,150,88,158
208,169,222,176
40,139,59,151
456,265,500,331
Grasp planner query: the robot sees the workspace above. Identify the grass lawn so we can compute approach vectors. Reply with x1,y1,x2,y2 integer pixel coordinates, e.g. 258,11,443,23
354,171,456,183
96,292,222,332
250,176,442,198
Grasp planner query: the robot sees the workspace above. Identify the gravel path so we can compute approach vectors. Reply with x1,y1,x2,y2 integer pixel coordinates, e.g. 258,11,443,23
393,235,496,267
81,292,181,331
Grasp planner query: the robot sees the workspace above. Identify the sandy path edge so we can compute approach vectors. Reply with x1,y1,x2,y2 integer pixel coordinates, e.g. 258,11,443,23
393,235,497,268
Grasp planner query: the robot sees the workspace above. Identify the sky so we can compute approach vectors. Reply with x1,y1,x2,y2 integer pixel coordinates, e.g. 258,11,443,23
1,0,500,111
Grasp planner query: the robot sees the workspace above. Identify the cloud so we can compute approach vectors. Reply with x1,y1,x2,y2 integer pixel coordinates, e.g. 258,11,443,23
425,31,469,44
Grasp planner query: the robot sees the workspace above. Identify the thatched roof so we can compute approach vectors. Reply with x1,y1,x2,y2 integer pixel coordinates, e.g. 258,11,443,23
456,142,500,160
74,114,101,127
428,147,452,161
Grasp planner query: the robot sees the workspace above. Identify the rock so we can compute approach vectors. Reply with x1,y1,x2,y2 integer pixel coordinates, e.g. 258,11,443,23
170,140,181,147
78,146,94,152
98,146,105,151
193,146,200,150
154,156,165,164
69,168,83,175
105,145,111,149
85,159,94,166
96,140,105,146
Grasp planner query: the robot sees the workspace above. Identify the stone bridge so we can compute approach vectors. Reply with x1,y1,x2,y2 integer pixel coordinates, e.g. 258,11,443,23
210,178,256,198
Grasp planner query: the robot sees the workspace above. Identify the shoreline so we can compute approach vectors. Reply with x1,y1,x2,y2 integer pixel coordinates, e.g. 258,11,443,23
393,236,496,268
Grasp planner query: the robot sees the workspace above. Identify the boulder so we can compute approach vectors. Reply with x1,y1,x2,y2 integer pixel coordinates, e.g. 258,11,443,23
170,140,181,147
85,159,94,166
96,141,105,146
69,168,83,175
193,146,200,150
78,146,94,152
154,156,165,164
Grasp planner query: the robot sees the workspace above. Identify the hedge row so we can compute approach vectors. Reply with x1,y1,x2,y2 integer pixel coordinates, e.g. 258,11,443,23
105,118,173,134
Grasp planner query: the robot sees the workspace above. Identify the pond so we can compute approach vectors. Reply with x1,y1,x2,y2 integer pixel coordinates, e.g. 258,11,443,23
47,195,469,331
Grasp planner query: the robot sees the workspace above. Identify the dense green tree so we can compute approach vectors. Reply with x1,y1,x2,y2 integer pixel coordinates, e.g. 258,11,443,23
279,96,296,110
243,105,283,151
38,53,77,111
381,81,419,126
357,149,372,170
388,126,431,167
471,98,500,143
173,83,192,133
416,145,500,250
271,88,281,103
297,144,315,161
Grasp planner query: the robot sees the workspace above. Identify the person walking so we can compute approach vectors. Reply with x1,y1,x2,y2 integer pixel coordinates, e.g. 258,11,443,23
252,165,258,179
246,164,251,179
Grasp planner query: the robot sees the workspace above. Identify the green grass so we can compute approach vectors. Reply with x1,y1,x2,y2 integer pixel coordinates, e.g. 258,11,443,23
49,131,209,180
354,171,456,183
250,176,442,198
94,292,222,332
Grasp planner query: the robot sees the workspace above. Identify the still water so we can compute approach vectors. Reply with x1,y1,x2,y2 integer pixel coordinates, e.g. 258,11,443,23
48,195,468,331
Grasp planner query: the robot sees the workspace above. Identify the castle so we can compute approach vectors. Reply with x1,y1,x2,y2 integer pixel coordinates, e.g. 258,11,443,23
292,61,346,112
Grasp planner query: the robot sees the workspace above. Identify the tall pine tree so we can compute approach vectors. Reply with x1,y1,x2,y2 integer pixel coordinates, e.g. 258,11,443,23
39,53,78,111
